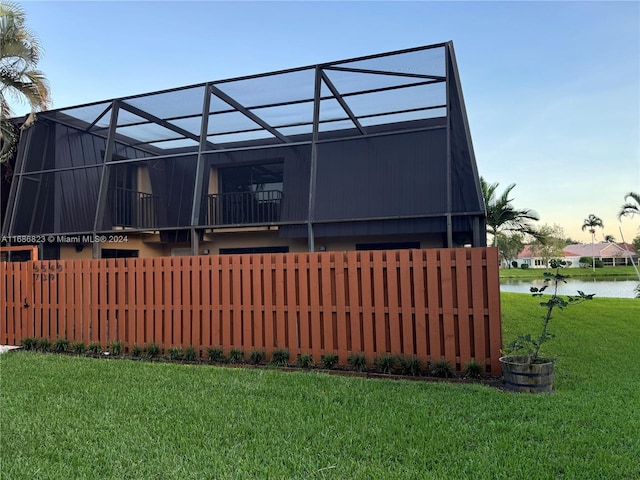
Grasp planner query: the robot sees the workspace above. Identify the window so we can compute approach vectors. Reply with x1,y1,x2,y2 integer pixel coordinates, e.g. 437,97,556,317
356,242,420,251
219,246,289,254
102,249,139,259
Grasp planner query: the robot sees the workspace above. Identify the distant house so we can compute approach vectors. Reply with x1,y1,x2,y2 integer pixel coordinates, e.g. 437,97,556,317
563,243,637,267
515,245,546,268
513,242,637,268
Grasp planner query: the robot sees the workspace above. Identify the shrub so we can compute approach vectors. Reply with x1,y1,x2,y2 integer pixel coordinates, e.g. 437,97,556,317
296,353,314,369
321,353,339,369
579,256,592,267
72,342,86,354
88,342,101,354
579,257,603,268
374,354,397,374
462,359,484,379
183,346,197,362
398,355,423,376
520,263,529,270
227,348,244,364
347,353,367,372
20,337,37,351
53,337,69,353
146,343,161,359
511,261,518,268
248,350,266,365
130,344,143,357
38,338,51,352
109,341,123,356
271,348,290,366
167,347,182,361
430,359,454,378
206,346,225,363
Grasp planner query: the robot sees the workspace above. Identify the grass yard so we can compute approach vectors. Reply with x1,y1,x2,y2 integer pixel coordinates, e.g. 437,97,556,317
1,293,639,479
500,264,639,279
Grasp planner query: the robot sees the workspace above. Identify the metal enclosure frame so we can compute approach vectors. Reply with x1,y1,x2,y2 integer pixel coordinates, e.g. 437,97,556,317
3,41,486,256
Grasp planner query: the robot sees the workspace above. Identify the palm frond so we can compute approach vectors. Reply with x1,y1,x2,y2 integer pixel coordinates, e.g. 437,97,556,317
618,192,640,220
0,0,50,164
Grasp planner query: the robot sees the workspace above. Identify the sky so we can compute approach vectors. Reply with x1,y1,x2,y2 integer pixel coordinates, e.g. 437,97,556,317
9,0,640,244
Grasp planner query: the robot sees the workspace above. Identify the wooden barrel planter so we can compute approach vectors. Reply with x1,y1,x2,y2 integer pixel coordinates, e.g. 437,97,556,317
499,356,554,393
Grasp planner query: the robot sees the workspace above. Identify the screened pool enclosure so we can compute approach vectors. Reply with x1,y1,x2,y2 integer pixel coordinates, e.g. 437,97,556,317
3,41,486,256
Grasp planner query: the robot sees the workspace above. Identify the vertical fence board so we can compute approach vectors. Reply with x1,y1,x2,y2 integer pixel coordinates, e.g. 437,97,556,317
3,264,13,344
209,256,220,348
372,251,387,358
201,256,212,349
0,263,8,344
346,251,361,356
220,255,232,352
360,252,375,358
116,259,126,346
283,254,297,354
5,264,13,343
253,255,264,351
387,251,402,355
297,254,310,356
181,258,192,347
4,264,13,344
241,255,253,350
63,262,70,341
413,250,428,359
273,254,286,352
334,252,349,363
485,248,503,372
262,255,274,350
425,250,441,361
285,254,299,357
398,250,414,355
106,260,116,342
98,261,107,345
470,248,487,364
320,253,334,354
80,260,91,345
24,263,34,340
439,251,456,364
231,255,242,348
454,249,472,367
151,258,162,345
308,253,322,362
43,262,51,340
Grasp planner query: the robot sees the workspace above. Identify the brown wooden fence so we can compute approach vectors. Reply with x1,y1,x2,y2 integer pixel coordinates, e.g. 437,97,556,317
0,248,502,372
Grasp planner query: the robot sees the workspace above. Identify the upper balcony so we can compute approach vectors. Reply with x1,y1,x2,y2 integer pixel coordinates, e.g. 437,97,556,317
204,190,282,226
108,187,159,229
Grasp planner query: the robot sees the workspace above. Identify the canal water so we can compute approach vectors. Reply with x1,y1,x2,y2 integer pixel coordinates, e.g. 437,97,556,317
500,277,639,299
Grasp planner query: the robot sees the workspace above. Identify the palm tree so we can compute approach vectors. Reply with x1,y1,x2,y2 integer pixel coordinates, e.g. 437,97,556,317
0,0,51,164
581,214,604,272
603,234,615,243
618,192,640,220
481,177,541,247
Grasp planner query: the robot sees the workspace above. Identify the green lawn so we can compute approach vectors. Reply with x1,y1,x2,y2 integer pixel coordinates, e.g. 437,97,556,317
500,264,639,279
1,293,639,479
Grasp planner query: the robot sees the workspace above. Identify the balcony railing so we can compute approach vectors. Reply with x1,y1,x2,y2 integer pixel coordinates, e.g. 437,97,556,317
205,190,282,226
108,187,159,228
